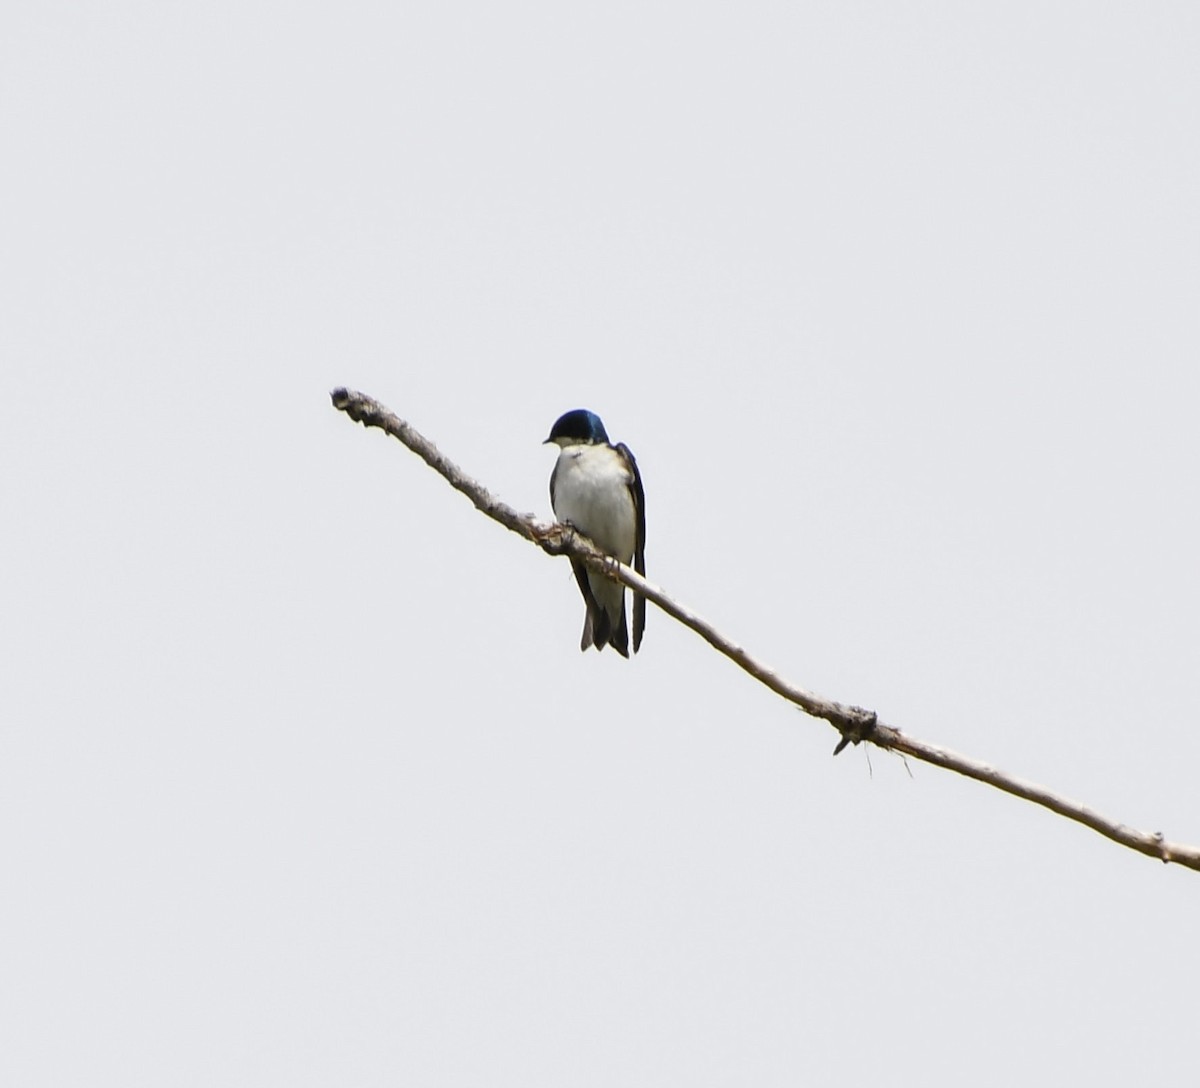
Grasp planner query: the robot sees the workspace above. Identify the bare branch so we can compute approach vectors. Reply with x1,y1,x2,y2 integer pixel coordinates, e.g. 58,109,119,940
331,387,1200,872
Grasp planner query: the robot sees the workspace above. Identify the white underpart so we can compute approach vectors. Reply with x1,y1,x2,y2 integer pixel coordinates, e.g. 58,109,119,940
552,443,637,625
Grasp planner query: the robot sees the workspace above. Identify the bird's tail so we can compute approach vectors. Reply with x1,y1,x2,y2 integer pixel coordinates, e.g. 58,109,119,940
581,602,629,657
604,602,630,658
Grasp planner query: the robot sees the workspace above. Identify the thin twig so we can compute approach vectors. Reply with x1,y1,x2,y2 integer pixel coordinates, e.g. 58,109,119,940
331,387,1200,872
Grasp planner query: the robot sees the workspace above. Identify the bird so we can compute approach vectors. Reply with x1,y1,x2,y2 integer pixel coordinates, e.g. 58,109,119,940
545,409,646,656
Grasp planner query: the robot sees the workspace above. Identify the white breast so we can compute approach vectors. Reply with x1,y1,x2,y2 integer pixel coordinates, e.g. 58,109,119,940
552,444,637,562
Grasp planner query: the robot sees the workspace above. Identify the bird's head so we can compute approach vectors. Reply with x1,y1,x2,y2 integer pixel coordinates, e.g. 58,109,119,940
544,409,610,447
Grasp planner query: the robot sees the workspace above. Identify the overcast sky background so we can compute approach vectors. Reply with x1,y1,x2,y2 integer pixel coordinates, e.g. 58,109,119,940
3,3,1198,1084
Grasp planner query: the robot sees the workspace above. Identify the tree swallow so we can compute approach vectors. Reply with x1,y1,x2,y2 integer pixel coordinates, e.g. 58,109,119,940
545,409,646,657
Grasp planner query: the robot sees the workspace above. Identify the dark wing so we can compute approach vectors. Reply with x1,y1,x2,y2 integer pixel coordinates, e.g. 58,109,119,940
616,442,646,653
548,457,560,517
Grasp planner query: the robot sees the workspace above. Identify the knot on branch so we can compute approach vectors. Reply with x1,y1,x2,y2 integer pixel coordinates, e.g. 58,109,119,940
533,521,573,555
534,522,608,566
831,705,879,756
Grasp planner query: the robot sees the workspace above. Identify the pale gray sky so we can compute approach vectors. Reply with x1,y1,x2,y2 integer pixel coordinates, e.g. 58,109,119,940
3,3,1198,1084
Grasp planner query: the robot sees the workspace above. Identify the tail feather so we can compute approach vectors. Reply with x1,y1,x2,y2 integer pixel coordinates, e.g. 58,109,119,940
607,602,630,658
580,601,629,657
580,605,610,652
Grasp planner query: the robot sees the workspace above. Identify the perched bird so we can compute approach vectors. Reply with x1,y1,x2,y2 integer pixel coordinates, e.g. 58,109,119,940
545,409,646,656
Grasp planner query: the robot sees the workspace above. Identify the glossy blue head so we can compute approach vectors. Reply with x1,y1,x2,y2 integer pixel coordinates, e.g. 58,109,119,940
545,409,610,447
